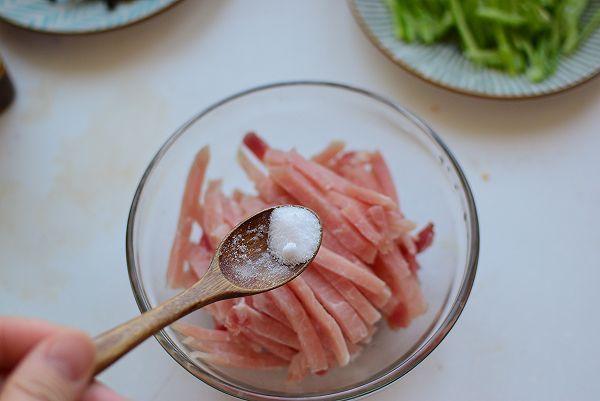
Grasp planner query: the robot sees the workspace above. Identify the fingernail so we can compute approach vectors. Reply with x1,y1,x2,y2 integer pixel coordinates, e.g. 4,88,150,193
45,331,94,381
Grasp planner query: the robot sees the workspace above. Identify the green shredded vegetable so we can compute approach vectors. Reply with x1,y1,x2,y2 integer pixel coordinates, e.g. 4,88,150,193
385,0,600,82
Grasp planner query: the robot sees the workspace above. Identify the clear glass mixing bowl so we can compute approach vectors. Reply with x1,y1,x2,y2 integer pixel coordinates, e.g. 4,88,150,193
126,81,479,400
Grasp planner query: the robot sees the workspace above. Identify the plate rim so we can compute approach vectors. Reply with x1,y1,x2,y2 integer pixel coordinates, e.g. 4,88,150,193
0,0,183,35
348,0,600,100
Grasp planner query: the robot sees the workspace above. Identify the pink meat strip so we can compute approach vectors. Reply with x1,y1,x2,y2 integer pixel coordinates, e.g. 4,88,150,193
313,246,391,305
237,148,291,204
193,183,232,279
318,232,389,309
333,151,414,250
284,149,396,209
185,337,248,354
202,180,230,249
166,147,210,288
372,279,402,323
314,324,341,370
317,268,381,326
370,151,399,205
359,288,392,310
182,329,275,359
340,205,383,247
239,331,296,361
221,194,244,227
367,205,388,234
338,164,381,191
386,303,410,329
400,233,418,256
326,158,398,248
212,299,237,325
326,191,383,247
250,293,292,328
398,275,427,320
362,325,378,345
375,246,411,302
180,146,210,221
226,302,300,350
190,349,287,370
346,336,364,354
262,148,289,166
268,164,377,263
325,190,369,215
401,221,435,272
288,277,350,366
166,217,196,288
234,332,264,354
232,189,243,202
415,223,435,253
373,247,427,327
386,210,415,239
331,151,381,191
302,269,369,344
400,244,420,273
173,322,231,342
321,230,365,267
243,132,395,209
236,193,268,217
367,205,394,253
242,132,270,160
267,286,328,373
311,140,345,165
331,151,359,170
186,239,212,279
287,353,310,382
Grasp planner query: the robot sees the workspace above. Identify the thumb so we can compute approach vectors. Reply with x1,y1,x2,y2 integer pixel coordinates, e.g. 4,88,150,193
0,330,95,401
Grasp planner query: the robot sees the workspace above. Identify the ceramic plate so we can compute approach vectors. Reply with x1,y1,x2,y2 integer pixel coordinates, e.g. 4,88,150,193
0,0,181,34
351,0,600,99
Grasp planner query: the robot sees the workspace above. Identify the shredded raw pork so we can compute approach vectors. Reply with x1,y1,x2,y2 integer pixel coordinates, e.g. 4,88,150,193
167,133,435,381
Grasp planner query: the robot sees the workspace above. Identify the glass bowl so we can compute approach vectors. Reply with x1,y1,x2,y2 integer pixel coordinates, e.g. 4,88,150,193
126,81,479,400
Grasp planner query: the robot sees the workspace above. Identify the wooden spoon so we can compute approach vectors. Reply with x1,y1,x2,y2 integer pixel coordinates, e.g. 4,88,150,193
93,206,322,374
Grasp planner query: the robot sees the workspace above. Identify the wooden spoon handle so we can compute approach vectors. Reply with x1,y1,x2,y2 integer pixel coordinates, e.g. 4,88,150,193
92,270,231,375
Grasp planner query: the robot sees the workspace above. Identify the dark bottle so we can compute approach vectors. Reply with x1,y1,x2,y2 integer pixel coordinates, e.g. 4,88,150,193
0,57,15,112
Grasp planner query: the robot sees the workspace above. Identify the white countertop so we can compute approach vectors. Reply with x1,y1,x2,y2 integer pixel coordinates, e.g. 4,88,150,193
1,1,599,400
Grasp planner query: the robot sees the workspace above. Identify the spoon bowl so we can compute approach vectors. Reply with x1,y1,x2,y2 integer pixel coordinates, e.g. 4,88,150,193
92,205,322,375
220,206,322,291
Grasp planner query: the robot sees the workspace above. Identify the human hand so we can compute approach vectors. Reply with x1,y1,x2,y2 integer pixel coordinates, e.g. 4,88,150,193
0,317,127,401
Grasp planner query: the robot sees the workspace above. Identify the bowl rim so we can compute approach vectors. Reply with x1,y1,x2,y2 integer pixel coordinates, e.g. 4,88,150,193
126,80,480,401
348,0,600,100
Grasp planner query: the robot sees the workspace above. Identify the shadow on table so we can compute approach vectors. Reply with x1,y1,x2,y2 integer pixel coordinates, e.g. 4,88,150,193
0,0,225,76
414,76,600,140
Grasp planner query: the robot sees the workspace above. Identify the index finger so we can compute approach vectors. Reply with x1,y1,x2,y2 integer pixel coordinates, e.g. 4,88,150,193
0,316,61,370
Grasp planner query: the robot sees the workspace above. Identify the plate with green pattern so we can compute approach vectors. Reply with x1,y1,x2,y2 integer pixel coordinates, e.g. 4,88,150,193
0,0,182,34
351,0,600,99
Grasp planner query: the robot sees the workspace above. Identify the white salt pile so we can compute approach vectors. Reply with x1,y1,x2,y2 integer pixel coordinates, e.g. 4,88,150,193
223,206,321,288
268,206,321,265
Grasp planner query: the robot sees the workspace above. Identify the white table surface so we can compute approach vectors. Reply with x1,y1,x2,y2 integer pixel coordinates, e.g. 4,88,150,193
1,1,599,400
